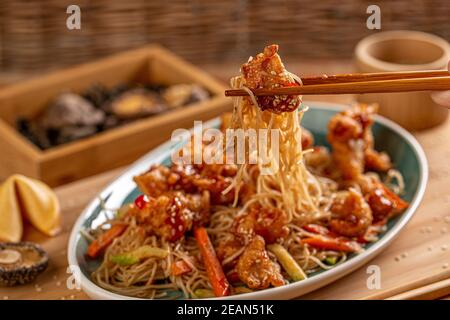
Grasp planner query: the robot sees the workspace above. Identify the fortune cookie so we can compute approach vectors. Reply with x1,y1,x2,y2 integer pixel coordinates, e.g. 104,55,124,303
0,175,60,242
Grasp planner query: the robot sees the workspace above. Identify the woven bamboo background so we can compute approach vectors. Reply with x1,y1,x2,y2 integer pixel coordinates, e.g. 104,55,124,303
0,0,449,73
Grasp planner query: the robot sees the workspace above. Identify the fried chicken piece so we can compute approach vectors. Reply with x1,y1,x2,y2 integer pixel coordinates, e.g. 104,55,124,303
234,204,289,244
186,191,211,226
304,146,332,170
327,104,392,180
197,163,237,178
359,175,408,222
129,191,209,241
327,111,364,180
329,189,373,238
215,238,243,268
134,164,199,197
364,148,391,172
241,44,301,113
349,105,391,172
236,235,284,290
190,171,235,205
134,163,237,205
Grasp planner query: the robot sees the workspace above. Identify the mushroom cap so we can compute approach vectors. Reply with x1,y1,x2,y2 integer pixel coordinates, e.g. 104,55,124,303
0,242,49,287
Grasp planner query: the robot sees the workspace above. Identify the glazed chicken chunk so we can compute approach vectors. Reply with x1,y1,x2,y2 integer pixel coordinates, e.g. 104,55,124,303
241,44,301,113
327,104,392,180
233,204,289,244
236,235,285,289
134,163,237,205
127,191,209,242
359,175,409,223
329,188,373,238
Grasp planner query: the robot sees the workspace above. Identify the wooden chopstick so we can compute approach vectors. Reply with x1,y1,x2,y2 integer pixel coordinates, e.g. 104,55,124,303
385,278,450,300
225,70,450,96
298,70,449,85
363,269,450,300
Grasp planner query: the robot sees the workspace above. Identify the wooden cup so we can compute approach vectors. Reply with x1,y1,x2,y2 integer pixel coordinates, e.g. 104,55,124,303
355,30,450,130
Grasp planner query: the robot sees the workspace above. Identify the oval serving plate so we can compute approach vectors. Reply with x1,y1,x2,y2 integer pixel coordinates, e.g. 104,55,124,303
68,102,428,300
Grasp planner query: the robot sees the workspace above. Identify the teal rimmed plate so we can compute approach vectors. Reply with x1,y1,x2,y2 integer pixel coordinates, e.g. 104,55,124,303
68,102,428,300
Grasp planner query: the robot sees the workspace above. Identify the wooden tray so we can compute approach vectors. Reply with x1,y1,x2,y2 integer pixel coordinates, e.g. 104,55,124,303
0,45,231,187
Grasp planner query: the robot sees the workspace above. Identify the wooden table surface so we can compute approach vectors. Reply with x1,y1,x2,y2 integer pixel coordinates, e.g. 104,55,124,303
1,60,449,300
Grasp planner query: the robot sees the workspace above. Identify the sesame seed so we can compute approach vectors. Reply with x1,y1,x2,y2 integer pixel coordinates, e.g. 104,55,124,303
441,244,448,251
56,281,61,287
441,227,448,234
443,263,449,269
401,252,408,258
426,226,432,233
444,216,450,224
3,296,8,300
427,246,433,251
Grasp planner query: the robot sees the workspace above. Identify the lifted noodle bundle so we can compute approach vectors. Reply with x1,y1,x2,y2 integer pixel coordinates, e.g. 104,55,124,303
226,44,326,224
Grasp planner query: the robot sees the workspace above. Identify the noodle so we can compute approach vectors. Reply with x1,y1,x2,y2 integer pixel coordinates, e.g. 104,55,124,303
92,217,210,298
226,74,327,224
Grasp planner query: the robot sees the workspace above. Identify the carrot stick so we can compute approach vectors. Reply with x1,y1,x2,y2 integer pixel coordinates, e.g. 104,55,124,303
87,223,127,258
302,236,361,253
194,227,231,297
304,223,379,245
171,260,192,276
303,224,339,238
380,184,409,212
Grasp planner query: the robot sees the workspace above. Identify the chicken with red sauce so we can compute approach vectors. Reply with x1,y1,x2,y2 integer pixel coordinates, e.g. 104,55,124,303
328,104,392,180
236,235,285,289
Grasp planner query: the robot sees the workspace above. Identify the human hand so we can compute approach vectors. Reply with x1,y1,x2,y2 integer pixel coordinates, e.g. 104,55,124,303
431,61,450,108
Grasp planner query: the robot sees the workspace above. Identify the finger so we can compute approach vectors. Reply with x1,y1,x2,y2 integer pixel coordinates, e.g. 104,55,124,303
431,90,450,108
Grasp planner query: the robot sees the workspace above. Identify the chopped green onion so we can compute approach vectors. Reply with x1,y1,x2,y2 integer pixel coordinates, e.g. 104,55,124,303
324,256,338,266
267,244,306,281
110,254,139,266
194,289,215,299
110,245,168,266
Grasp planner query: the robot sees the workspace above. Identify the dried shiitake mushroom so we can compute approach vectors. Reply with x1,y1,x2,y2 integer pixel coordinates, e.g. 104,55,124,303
0,242,49,286
109,89,167,119
162,84,209,109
